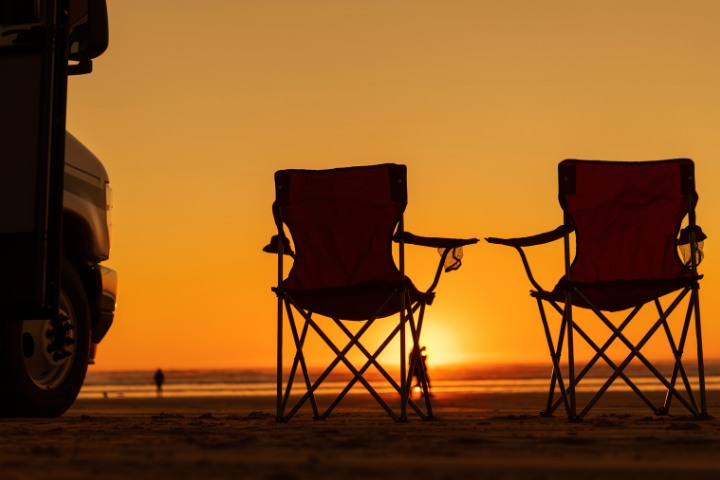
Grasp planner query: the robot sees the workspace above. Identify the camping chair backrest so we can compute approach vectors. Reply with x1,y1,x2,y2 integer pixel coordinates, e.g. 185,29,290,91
274,164,407,290
559,159,696,284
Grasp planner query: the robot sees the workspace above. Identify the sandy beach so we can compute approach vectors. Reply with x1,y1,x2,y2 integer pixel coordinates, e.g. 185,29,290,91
1,390,719,480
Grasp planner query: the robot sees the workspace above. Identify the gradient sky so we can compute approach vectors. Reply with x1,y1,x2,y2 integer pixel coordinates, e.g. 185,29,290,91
66,0,720,371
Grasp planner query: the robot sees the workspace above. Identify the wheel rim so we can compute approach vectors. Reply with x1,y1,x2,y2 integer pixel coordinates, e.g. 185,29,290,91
21,290,77,390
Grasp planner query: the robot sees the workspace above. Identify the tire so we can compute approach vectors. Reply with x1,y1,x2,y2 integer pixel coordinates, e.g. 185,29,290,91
0,261,91,417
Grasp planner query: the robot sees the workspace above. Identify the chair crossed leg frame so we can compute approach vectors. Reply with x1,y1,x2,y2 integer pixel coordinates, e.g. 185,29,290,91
538,284,708,421
275,289,433,422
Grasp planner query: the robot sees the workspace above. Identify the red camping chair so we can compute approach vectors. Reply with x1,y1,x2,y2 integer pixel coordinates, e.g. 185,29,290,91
265,164,477,421
487,159,707,421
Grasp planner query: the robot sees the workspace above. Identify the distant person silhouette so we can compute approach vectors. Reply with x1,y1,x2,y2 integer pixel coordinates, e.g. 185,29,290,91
154,368,165,397
410,346,432,397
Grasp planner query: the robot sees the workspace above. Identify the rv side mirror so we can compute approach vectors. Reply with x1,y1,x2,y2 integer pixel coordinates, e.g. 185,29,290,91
68,0,108,74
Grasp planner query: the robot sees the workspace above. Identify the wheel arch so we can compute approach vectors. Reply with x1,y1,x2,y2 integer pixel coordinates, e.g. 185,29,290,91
62,211,104,344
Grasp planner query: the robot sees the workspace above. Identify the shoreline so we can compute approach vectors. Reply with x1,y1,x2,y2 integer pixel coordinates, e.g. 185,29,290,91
69,388,720,414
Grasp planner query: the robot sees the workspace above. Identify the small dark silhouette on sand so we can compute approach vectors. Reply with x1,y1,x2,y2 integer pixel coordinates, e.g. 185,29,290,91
411,346,432,397
154,368,165,397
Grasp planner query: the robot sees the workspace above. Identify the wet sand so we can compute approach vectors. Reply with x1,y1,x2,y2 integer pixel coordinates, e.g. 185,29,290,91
1,391,719,479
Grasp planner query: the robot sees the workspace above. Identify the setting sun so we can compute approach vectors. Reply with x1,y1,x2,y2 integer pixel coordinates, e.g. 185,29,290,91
414,320,467,367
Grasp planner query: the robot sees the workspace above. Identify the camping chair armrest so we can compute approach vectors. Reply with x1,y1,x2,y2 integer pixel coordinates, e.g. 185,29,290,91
393,231,479,249
394,231,479,273
262,234,295,257
485,225,573,248
485,225,573,292
394,232,478,296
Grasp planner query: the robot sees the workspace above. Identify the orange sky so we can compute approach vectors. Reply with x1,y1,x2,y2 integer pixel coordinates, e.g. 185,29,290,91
66,0,720,371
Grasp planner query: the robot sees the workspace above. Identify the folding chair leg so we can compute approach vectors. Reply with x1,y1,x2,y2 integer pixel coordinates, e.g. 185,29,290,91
280,303,363,420
325,303,432,420
322,319,403,419
538,296,575,419
658,304,698,414
324,337,428,420
404,301,433,420
279,291,404,421
283,307,321,419
565,299,582,421
572,321,660,415
400,292,407,422
663,288,709,417
277,301,321,421
540,299,653,419
277,295,283,421
287,323,401,421
277,287,438,422
536,298,570,418
573,287,700,418
663,299,694,413
308,313,401,421
559,305,665,416
693,287,709,417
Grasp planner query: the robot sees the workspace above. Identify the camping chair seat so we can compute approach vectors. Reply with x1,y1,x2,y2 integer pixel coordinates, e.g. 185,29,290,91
535,276,699,312
282,278,429,321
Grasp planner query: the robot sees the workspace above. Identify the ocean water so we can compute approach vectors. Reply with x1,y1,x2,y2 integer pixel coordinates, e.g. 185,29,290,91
80,361,720,399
